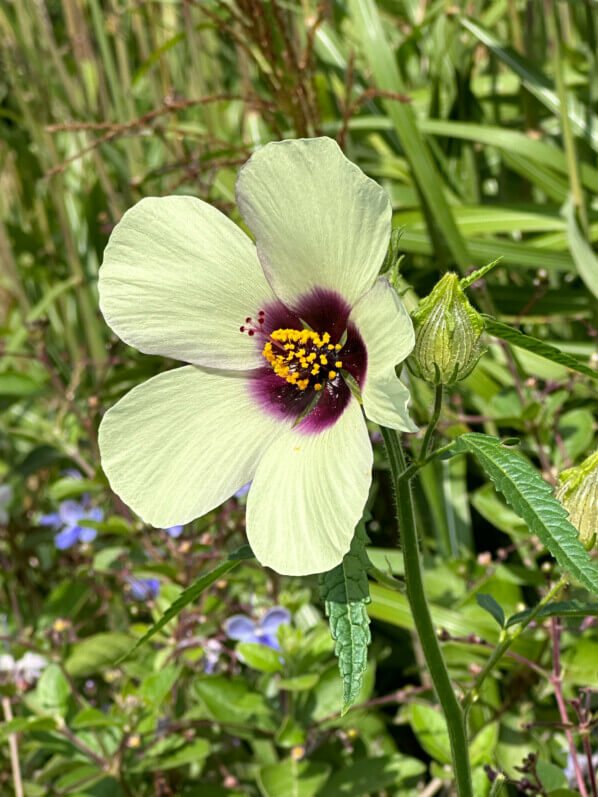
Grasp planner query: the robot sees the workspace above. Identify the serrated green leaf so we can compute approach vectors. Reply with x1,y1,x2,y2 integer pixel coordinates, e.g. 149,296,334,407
319,523,371,712
115,547,252,663
484,318,598,381
454,433,598,594
319,521,370,603
325,600,371,714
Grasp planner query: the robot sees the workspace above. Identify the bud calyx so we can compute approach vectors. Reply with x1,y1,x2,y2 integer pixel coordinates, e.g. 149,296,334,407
408,273,484,385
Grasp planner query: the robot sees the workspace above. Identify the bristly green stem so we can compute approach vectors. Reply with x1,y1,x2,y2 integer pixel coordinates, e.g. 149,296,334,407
419,384,443,462
381,426,473,796
463,574,568,713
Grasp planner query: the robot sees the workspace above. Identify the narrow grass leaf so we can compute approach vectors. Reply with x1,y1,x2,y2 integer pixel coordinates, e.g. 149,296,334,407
460,18,598,154
564,198,598,300
347,0,471,270
484,317,598,381
116,546,253,663
507,600,598,628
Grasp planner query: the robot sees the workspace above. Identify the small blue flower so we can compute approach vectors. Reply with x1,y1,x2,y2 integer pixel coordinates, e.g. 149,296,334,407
224,607,291,650
165,525,183,538
234,482,251,499
40,500,103,550
126,577,160,601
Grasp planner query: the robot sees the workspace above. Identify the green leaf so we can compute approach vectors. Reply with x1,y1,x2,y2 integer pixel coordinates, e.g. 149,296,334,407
325,754,425,796
475,594,505,628
0,716,58,741
277,674,319,692
507,600,598,628
320,523,371,713
48,478,102,502
275,716,306,748
66,632,135,677
454,434,598,594
36,663,70,716
324,601,371,716
257,759,331,797
237,642,283,673
195,675,273,724
71,707,124,729
143,739,210,771
319,522,371,603
484,318,598,381
116,548,252,663
138,664,180,706
565,198,598,300
408,704,497,766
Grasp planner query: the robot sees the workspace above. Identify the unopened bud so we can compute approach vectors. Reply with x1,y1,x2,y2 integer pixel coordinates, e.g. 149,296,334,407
556,450,598,549
408,273,484,385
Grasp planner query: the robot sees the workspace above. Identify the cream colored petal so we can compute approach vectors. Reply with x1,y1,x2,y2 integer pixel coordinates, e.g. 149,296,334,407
349,277,417,432
99,196,276,369
246,399,373,576
99,366,284,527
236,137,391,309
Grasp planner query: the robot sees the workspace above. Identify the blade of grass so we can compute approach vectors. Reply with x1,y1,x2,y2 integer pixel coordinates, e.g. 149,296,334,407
347,0,471,271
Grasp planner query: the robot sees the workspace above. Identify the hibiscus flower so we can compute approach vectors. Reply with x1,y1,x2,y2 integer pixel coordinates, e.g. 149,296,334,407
98,137,415,576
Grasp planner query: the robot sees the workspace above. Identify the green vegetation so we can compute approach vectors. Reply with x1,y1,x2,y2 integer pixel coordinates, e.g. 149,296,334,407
2,1,598,794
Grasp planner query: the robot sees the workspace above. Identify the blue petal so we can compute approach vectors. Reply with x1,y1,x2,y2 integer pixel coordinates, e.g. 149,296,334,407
166,525,183,538
224,614,257,641
87,507,104,522
79,526,97,543
39,512,61,527
260,634,281,650
54,526,81,550
234,482,251,499
127,577,160,601
259,607,291,634
59,500,84,525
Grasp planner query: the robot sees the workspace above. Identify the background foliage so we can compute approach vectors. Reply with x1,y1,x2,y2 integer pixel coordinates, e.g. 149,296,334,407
1,0,598,794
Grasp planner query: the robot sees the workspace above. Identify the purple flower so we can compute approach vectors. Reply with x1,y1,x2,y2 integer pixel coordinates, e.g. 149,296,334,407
40,500,103,550
164,525,183,538
126,577,160,601
224,607,291,650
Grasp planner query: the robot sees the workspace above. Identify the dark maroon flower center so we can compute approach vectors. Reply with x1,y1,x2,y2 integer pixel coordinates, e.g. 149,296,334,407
242,289,367,433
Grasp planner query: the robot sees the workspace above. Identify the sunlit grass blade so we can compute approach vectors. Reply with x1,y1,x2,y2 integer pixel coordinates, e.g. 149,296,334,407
347,0,471,271
461,17,598,154
484,317,598,381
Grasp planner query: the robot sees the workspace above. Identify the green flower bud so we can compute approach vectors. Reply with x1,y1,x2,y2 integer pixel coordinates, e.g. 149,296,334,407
556,450,598,550
408,273,484,385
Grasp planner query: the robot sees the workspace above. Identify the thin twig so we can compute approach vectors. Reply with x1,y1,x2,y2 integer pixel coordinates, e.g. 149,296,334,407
2,697,24,797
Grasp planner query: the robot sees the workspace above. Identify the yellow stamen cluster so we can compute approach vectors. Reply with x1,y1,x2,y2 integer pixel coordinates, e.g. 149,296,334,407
262,328,343,391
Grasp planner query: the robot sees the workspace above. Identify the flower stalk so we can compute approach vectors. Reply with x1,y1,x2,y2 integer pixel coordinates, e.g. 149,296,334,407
381,426,473,797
